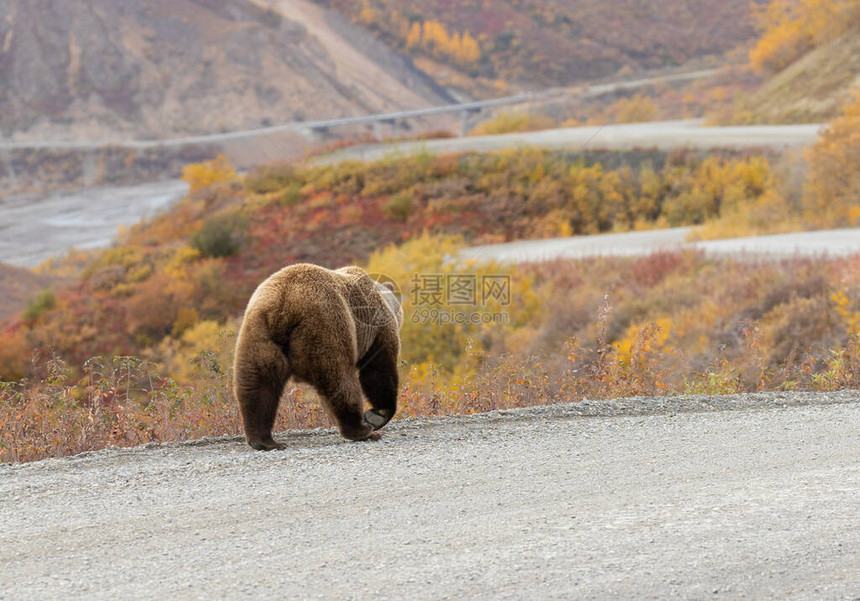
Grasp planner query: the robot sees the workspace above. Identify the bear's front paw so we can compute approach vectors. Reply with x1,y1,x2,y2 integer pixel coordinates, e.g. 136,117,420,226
364,408,393,430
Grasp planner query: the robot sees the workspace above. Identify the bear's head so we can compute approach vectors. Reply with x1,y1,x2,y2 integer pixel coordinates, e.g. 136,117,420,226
375,279,404,330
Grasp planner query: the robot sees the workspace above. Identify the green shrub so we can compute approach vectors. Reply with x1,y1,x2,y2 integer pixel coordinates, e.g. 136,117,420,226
244,163,298,195
281,182,303,206
23,290,56,323
383,191,414,222
190,215,244,258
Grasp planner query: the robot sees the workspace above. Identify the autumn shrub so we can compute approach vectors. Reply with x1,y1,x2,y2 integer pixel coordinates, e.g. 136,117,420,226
614,94,658,123
574,93,661,126
364,234,541,372
383,191,414,222
763,293,842,368
404,19,481,67
470,112,556,136
23,290,56,324
802,93,860,227
243,162,300,195
0,349,333,463
281,182,303,206
190,214,245,258
7,248,860,463
0,326,29,381
181,155,237,194
749,0,860,73
126,272,189,344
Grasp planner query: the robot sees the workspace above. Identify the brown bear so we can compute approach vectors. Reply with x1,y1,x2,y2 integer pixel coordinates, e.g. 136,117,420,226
233,263,403,450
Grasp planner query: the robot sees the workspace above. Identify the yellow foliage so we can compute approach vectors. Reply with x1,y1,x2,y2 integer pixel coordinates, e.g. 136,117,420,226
357,0,376,25
690,188,799,240
406,22,421,48
803,93,860,227
459,32,481,64
665,156,776,230
163,246,202,280
157,319,236,383
470,112,555,135
614,94,658,124
749,0,860,72
0,327,30,380
364,234,539,372
99,246,145,270
171,307,199,338
181,155,237,194
832,290,860,334
405,19,481,66
613,317,673,365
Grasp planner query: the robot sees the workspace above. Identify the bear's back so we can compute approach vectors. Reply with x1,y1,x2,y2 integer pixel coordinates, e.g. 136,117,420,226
244,263,395,360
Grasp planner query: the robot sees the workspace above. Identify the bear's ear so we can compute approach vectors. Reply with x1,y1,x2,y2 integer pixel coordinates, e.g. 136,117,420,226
381,281,396,292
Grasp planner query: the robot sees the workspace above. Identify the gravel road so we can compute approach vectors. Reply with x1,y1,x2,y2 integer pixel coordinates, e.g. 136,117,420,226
2,391,858,600
463,227,860,263
317,120,823,164
0,119,825,267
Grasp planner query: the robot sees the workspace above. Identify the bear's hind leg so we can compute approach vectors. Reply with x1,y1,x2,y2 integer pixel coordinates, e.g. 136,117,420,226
234,338,290,451
359,337,399,431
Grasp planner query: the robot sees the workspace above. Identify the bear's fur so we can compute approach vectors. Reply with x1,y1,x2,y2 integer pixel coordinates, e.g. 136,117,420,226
233,264,403,450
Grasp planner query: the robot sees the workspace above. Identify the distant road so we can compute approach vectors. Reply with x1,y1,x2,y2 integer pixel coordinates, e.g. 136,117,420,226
577,68,719,97
0,69,719,151
463,227,860,263
0,119,828,267
317,119,824,164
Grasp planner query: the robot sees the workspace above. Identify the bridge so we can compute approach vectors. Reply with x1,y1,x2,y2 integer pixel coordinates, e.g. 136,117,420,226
0,94,535,151
0,69,719,152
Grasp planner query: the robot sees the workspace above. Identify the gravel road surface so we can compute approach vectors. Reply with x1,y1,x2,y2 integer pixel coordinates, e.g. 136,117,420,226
2,391,858,600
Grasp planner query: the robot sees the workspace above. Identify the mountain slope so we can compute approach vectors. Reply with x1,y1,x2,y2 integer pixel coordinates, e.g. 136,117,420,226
743,28,860,123
0,0,452,142
0,263,59,321
317,0,763,88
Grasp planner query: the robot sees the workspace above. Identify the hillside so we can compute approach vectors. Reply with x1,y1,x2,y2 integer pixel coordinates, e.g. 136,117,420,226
705,0,860,125
742,28,860,123
0,0,451,142
0,264,59,321
316,0,763,92
0,145,842,374
4,148,860,462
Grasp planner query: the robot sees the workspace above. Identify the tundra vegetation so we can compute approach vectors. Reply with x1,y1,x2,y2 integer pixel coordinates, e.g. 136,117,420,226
5,1,860,464
3,94,860,464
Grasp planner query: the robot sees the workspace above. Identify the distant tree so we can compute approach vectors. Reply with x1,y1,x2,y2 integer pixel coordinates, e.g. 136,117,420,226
803,93,860,226
181,155,237,194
